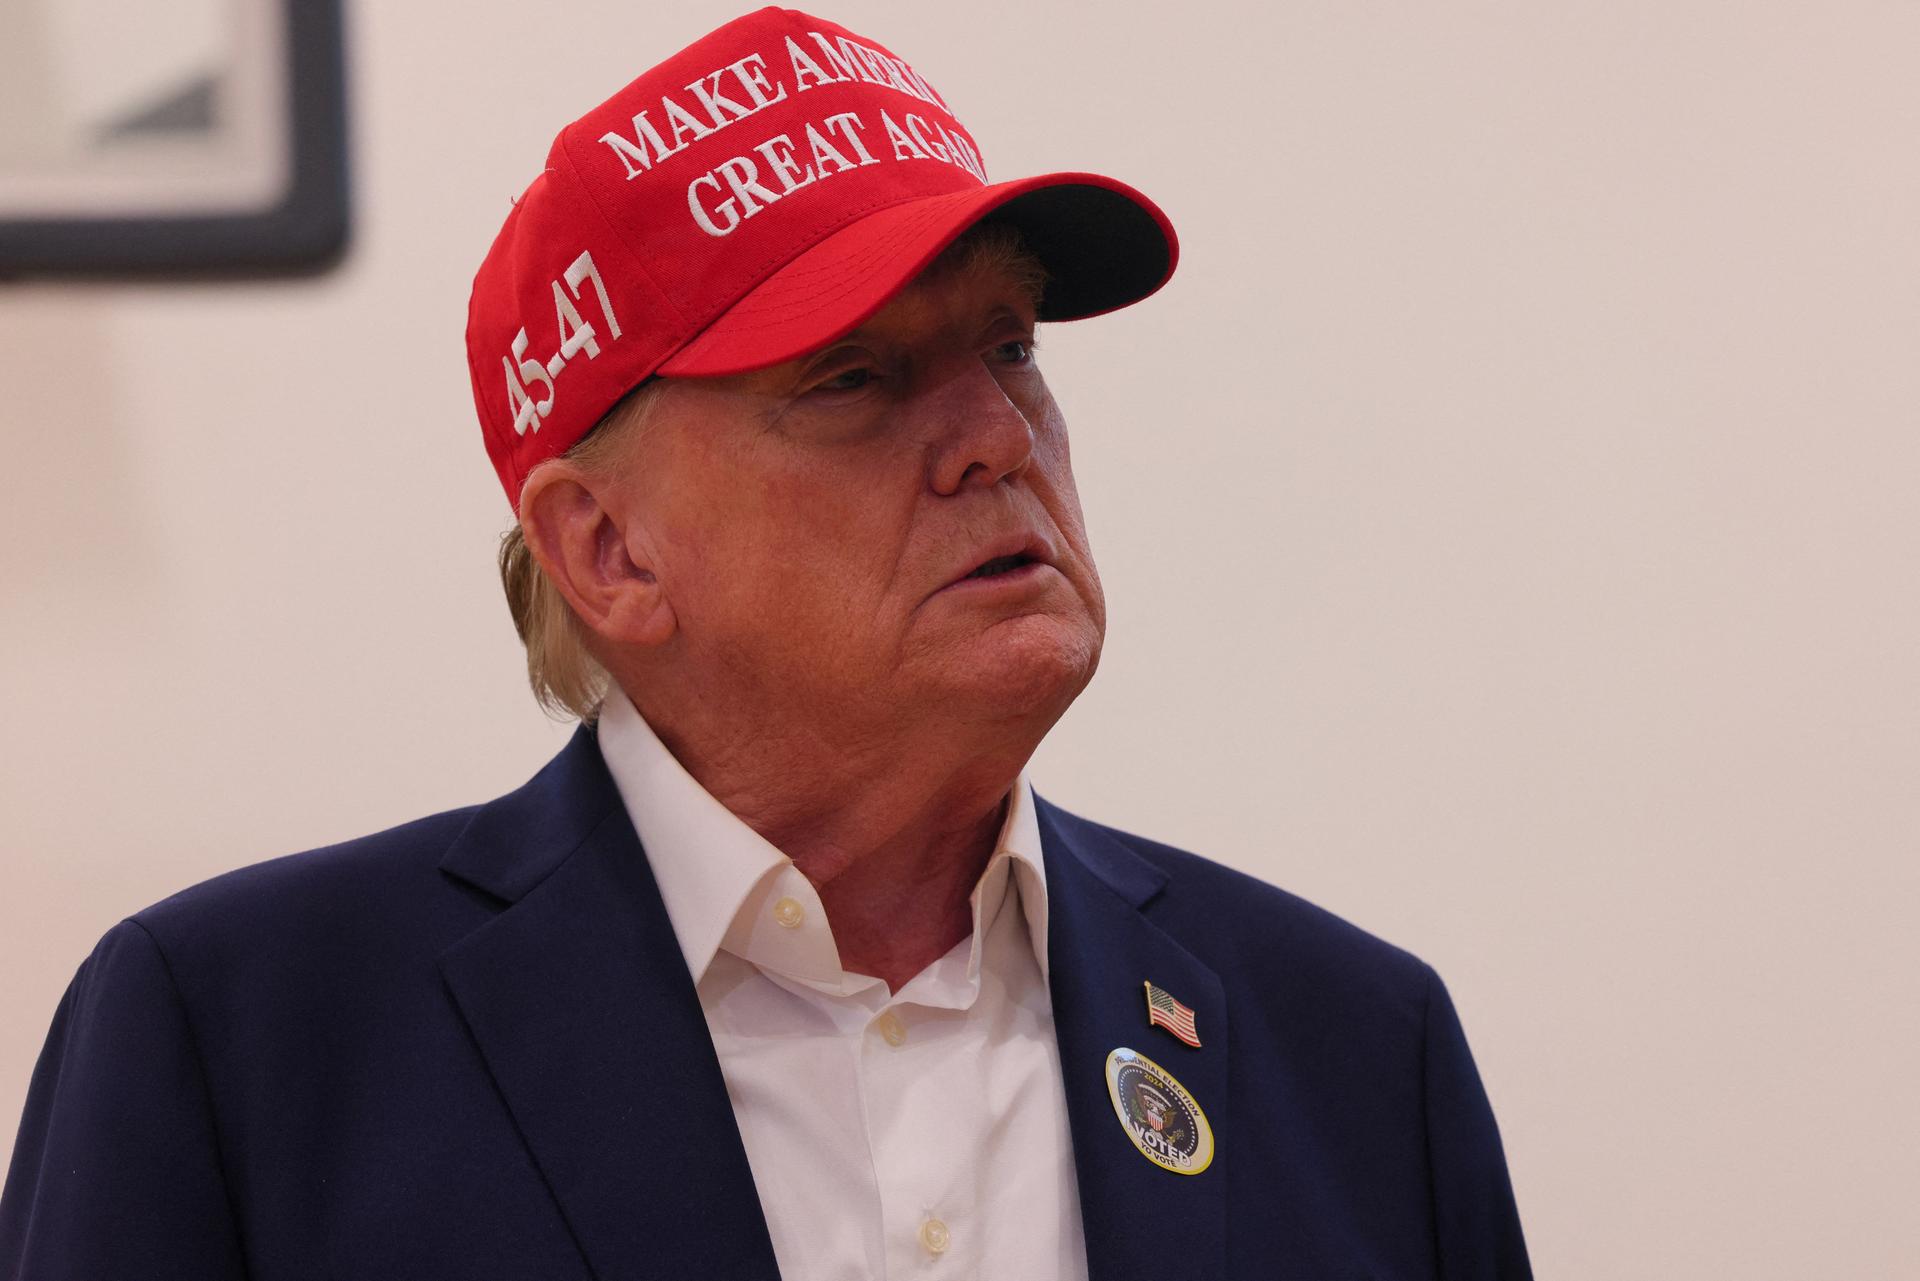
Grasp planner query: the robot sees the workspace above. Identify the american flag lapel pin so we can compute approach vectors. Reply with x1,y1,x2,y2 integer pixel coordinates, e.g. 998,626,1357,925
1144,980,1201,1048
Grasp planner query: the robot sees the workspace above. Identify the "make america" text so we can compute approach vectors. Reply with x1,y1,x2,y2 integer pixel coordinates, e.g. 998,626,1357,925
595,31,984,237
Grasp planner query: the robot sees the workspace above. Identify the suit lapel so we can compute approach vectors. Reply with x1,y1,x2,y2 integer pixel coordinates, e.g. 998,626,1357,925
1039,798,1230,1281
436,728,778,1281
433,733,1229,1280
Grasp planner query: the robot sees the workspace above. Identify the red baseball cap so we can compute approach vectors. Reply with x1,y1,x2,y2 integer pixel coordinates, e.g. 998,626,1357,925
466,6,1178,512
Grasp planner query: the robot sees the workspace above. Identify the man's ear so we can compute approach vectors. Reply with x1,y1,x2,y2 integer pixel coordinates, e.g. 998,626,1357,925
517,461,676,649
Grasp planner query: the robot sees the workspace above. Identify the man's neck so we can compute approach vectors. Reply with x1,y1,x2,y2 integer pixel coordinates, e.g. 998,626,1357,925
633,693,1036,994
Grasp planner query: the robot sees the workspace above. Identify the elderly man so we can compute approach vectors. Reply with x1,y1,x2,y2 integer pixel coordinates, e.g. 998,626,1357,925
0,9,1531,1280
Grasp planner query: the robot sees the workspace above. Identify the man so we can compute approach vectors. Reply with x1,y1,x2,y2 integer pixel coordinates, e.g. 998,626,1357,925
0,9,1531,1279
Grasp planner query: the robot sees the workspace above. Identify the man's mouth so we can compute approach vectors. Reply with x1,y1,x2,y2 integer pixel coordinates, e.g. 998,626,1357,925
963,553,1036,581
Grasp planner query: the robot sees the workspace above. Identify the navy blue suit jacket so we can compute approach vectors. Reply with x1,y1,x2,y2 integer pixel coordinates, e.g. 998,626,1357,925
2,726,1530,1280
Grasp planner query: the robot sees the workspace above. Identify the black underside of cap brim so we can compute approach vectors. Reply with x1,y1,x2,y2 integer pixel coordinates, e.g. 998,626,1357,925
975,183,1175,322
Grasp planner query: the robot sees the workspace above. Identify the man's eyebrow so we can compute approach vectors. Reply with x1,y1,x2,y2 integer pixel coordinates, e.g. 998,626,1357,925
983,301,1038,327
844,291,1039,341
967,270,1045,318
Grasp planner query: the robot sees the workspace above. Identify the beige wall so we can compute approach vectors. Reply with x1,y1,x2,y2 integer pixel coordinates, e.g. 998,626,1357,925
3,1,1916,1274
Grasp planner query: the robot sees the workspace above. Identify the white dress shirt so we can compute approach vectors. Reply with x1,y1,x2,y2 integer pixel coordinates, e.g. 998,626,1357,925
595,685,1089,1281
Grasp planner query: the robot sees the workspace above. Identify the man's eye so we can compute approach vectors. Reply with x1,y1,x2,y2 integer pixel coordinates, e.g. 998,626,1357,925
815,367,874,393
992,339,1035,365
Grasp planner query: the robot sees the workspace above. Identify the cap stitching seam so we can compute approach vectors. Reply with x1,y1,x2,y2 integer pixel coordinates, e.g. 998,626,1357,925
677,185,960,329
729,194,959,293
555,127,693,334
687,201,966,337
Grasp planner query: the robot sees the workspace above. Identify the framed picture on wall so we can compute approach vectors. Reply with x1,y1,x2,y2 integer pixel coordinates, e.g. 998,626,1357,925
0,0,349,277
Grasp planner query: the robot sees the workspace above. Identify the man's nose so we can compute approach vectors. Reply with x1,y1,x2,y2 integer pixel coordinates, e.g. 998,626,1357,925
923,359,1036,496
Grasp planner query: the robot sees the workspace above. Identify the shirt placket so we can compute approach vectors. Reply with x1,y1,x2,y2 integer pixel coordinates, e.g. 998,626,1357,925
860,995,973,1278
857,870,1015,1277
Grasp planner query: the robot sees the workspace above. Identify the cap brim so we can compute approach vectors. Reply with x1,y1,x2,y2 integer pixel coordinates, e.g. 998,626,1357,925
656,172,1177,378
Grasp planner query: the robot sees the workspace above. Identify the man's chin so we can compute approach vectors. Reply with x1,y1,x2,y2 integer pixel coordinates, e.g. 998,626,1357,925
922,613,1102,727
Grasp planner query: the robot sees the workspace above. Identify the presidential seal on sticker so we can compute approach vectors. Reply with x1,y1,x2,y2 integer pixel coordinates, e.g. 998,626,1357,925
1104,1047,1214,1175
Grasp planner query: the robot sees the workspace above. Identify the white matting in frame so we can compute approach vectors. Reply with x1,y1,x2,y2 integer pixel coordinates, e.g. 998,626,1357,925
0,0,347,276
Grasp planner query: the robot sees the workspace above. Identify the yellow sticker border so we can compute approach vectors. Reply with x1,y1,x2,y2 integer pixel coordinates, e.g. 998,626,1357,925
1103,1045,1215,1176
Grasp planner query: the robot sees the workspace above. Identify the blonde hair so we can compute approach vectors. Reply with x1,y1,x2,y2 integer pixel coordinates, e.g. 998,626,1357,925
497,222,1049,722
497,381,662,722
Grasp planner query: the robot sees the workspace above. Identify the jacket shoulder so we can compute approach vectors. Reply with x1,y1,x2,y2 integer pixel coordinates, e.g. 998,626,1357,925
125,803,486,965
114,724,613,992
1046,802,1435,1000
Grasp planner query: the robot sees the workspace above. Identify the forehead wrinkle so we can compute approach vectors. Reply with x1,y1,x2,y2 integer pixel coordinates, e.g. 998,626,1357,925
717,259,1038,403
844,255,1040,347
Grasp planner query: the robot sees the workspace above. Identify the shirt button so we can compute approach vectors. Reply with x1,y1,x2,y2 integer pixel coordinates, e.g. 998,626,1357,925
875,1011,907,1046
771,897,804,929
918,1217,950,1255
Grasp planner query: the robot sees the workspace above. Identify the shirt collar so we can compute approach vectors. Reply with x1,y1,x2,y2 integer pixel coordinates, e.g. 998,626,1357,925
594,684,1051,990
